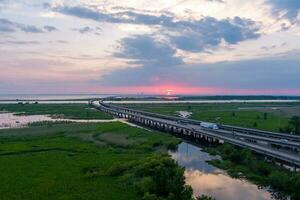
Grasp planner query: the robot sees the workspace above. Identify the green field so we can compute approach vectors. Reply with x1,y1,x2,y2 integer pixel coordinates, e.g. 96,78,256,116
0,122,195,200
120,102,300,132
0,103,113,119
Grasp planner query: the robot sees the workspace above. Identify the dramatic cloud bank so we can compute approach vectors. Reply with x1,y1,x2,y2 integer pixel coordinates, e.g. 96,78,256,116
0,0,300,95
53,4,260,52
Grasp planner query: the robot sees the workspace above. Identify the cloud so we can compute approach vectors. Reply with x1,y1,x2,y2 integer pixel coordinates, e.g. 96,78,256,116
72,26,102,35
99,53,300,91
267,0,300,21
43,25,57,32
206,0,225,3
0,40,41,45
55,40,69,44
72,26,93,34
0,0,8,6
169,17,260,52
260,43,286,51
0,18,17,32
260,45,276,51
0,40,71,45
97,34,183,86
0,18,58,33
114,34,183,68
53,5,260,52
20,25,44,33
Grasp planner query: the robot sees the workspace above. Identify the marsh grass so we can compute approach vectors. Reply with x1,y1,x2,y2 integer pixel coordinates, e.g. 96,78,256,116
0,122,182,200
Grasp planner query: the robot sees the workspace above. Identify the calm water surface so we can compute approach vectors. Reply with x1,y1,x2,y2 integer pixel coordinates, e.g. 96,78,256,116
0,94,112,100
108,100,300,104
0,113,118,129
169,142,287,200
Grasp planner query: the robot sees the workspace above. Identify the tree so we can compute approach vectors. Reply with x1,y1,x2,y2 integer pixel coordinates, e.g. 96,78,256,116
263,113,268,120
231,112,236,117
253,122,258,127
279,126,293,134
289,116,300,134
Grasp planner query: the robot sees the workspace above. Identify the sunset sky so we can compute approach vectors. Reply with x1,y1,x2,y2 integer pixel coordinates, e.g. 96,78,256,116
1,0,300,95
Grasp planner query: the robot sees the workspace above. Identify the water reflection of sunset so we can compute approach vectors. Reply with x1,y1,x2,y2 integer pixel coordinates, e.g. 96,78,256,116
170,143,275,200
185,169,272,200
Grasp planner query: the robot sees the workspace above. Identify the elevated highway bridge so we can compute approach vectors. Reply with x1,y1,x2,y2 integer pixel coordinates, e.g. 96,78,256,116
90,100,300,168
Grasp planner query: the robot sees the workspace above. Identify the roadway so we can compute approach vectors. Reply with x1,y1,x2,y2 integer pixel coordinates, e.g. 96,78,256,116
104,101,300,145
91,101,300,167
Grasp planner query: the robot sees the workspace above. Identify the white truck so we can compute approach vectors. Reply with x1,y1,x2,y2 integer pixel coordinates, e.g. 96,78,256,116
200,122,219,130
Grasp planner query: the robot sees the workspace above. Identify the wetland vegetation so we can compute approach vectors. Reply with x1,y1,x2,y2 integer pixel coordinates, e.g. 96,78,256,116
0,122,195,200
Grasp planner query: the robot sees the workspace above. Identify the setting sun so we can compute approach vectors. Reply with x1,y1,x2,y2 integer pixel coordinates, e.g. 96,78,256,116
166,89,173,95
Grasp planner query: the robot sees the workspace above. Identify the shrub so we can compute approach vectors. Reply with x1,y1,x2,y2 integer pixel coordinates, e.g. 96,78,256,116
167,142,178,151
106,162,131,176
107,155,193,200
196,195,216,200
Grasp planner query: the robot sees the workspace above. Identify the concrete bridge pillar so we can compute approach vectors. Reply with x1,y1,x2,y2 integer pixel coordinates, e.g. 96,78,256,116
171,126,175,133
164,124,168,131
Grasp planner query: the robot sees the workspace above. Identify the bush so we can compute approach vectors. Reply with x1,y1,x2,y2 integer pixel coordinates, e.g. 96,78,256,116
143,192,158,200
253,122,258,127
268,171,291,191
290,172,300,198
255,161,272,176
107,155,194,200
106,162,131,176
196,195,216,200
167,141,178,151
135,177,155,195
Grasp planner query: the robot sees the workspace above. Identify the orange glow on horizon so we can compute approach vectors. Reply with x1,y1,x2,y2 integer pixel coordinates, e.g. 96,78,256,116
166,89,173,95
83,84,300,96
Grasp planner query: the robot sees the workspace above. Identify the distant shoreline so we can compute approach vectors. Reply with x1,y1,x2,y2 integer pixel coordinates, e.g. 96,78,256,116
1,99,300,104
1,94,300,103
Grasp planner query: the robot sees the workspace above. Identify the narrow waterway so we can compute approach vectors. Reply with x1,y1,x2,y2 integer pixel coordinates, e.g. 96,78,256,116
169,142,287,200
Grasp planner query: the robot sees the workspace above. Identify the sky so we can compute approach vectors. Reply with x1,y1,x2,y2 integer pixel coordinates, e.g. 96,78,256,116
1,0,300,95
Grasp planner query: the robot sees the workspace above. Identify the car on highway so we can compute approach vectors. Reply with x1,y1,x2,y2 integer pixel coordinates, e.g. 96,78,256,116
200,122,219,130
176,120,188,125
279,139,289,143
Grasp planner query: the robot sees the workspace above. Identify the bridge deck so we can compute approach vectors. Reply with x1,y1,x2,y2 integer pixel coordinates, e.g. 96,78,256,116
91,101,300,167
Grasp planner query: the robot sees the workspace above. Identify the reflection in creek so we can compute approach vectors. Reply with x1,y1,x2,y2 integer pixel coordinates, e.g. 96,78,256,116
169,142,281,200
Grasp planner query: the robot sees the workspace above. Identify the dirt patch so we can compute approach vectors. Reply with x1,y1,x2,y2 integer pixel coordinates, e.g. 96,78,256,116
175,111,192,118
